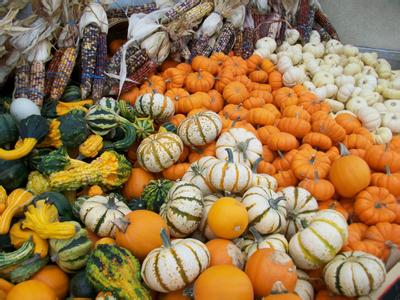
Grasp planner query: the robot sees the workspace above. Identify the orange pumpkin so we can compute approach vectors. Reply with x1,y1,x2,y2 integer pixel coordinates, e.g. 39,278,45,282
223,81,250,104
274,170,299,188
334,113,362,134
365,222,400,261
261,145,276,162
318,200,349,220
214,68,235,93
161,59,179,71
176,62,192,75
262,103,281,119
32,265,69,299
268,71,283,90
206,239,244,269
291,149,331,180
272,150,298,171
165,88,190,112
282,106,310,122
302,132,332,150
246,54,263,72
223,56,248,76
158,289,190,300
206,90,224,112
243,97,265,109
364,144,400,172
267,132,299,152
343,134,372,150
222,104,249,121
6,280,57,300
315,290,356,300
326,146,340,163
162,68,186,89
191,56,219,75
109,39,126,55
298,92,330,114
170,114,186,127
342,224,382,259
257,125,280,145
250,90,273,104
188,142,216,162
371,166,400,197
298,172,335,201
261,59,275,74
210,52,229,66
311,110,331,123
312,119,346,143
262,282,301,300
353,127,374,143
176,92,209,114
277,117,311,139
274,87,298,109
86,229,101,244
185,70,215,93
120,87,140,106
140,75,166,94
122,167,155,199
257,160,277,175
247,108,276,126
249,70,268,83
162,163,190,180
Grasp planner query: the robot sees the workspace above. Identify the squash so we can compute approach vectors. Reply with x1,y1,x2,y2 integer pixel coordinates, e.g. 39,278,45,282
182,156,218,196
137,132,183,173
0,240,34,270
26,171,50,195
141,229,210,293
6,280,57,300
85,105,126,136
79,134,104,156
160,181,203,237
49,227,93,273
69,271,97,298
32,265,69,299
199,194,219,240
33,191,73,221
0,186,5,214
122,167,155,199
87,244,151,300
79,193,131,238
263,281,301,300
323,251,386,297
251,159,278,190
294,270,314,300
0,159,29,191
135,93,175,123
289,210,348,270
241,186,287,234
205,239,245,269
0,114,18,147
9,221,48,258
140,179,173,212
132,117,155,140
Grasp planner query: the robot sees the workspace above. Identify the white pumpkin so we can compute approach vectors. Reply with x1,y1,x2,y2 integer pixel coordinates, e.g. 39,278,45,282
384,99,400,112
135,93,175,123
373,127,393,144
255,37,277,52
373,103,387,114
343,62,362,76
283,66,306,87
181,156,218,196
288,209,348,270
177,111,222,146
216,128,262,167
10,98,41,122
141,232,210,292
337,84,355,103
277,55,293,73
328,65,343,77
361,66,378,78
137,132,183,172
391,76,400,90
254,48,272,59
382,87,400,99
309,31,321,44
285,29,300,45
323,54,341,66
241,186,287,234
346,96,368,114
303,81,316,91
279,187,318,239
313,71,334,87
302,52,316,63
324,84,338,98
303,43,324,58
277,41,290,53
382,112,400,133
323,251,386,297
287,49,303,66
351,86,362,97
313,86,328,100
199,194,218,240
251,170,278,191
304,59,321,75
335,75,355,87
325,39,343,54
376,58,392,79
343,44,359,57
325,99,344,113
242,229,289,259
335,110,357,117
359,89,381,105
160,181,204,237
356,74,377,90
356,106,381,131
295,270,315,300
361,52,378,67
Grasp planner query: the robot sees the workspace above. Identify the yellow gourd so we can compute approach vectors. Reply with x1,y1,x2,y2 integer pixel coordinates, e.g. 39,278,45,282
79,134,103,158
0,186,6,214
56,99,93,116
26,171,50,195
9,221,48,258
37,119,62,148
87,185,103,197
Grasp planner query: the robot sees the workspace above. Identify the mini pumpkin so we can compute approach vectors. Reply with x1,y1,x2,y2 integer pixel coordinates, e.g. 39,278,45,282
185,70,215,93
223,81,250,104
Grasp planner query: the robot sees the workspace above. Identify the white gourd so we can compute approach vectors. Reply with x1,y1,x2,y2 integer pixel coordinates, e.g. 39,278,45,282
383,87,400,99
277,42,290,53
266,53,278,64
343,44,359,57
277,55,293,73
303,81,316,91
287,49,302,65
10,98,41,122
356,75,377,90
335,75,355,87
254,48,272,59
325,39,343,54
255,37,277,52
302,52,315,63
356,106,381,131
295,270,315,300
314,86,328,100
373,102,388,114
391,77,400,90
376,58,392,79
313,71,334,87
361,66,379,78
329,65,343,77
325,99,344,113
382,112,400,133
361,52,378,66
199,194,218,240
323,54,341,66
285,29,300,45
309,31,321,44
283,66,306,87
135,93,175,123
346,96,368,114
351,87,362,97
304,59,321,75
251,171,278,191
373,127,392,144
359,89,381,105
244,231,289,259
303,43,324,58
324,84,338,98
337,84,355,103
347,56,364,67
384,99,400,112
344,63,362,76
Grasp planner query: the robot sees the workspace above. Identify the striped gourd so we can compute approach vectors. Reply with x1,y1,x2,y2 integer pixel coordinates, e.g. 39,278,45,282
0,240,34,269
137,132,183,172
216,128,263,167
207,149,253,194
141,179,173,212
177,111,222,147
99,97,120,113
241,186,287,234
279,186,319,239
135,93,175,123
289,209,349,270
241,229,289,259
181,156,218,196
251,171,278,191
79,194,131,238
323,251,386,297
160,181,203,237
199,194,218,240
85,104,121,135
87,244,151,300
295,270,314,300
141,229,210,293
49,227,93,273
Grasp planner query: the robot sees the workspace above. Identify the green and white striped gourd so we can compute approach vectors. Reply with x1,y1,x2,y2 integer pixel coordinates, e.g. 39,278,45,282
289,209,349,270
141,229,210,293
177,111,222,146
137,132,183,172
323,251,386,297
241,186,287,234
295,270,314,300
85,104,127,136
181,156,218,196
79,194,131,238
279,186,319,239
132,117,155,140
99,97,119,113
141,179,173,212
216,128,263,167
135,93,175,123
160,181,203,237
199,194,218,240
251,158,278,191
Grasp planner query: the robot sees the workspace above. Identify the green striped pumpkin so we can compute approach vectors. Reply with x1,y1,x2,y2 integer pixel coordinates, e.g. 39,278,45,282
288,209,349,270
132,117,155,140
159,122,177,133
141,229,210,293
241,186,287,235
160,181,204,237
99,97,119,113
49,226,93,273
118,100,136,122
177,111,222,147
135,93,175,123
141,179,173,212
137,132,183,173
295,270,314,300
85,105,120,135
323,251,386,297
87,244,151,300
279,186,319,239
79,194,131,238
62,85,81,102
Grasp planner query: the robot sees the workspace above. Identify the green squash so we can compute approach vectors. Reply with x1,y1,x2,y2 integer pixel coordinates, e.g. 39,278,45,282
49,226,93,273
19,115,49,141
104,123,136,152
0,97,11,113
0,114,18,147
41,101,59,118
160,122,177,134
0,158,29,191
99,97,119,113
72,196,87,219
141,179,173,212
62,85,81,102
86,244,151,300
85,105,121,136
33,191,73,221
0,240,34,269
118,100,136,122
126,198,147,211
132,117,155,140
59,110,89,148
9,255,49,283
70,270,97,298
32,147,71,175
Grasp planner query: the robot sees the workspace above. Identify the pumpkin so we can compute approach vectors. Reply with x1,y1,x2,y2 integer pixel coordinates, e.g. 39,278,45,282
158,289,190,300
141,179,173,212
206,239,245,269
160,181,203,237
222,104,249,121
334,113,361,134
278,117,311,139
223,81,250,104
214,68,235,93
199,194,219,240
312,119,346,143
0,159,29,191
141,229,210,293
182,156,217,195
165,89,189,112
122,167,155,199
302,132,332,150
263,281,302,300
193,265,254,300
207,197,248,239
191,56,219,75
206,89,224,112
279,187,318,239
329,143,371,197
223,56,248,76
241,186,287,234
79,194,131,237
294,270,314,300
251,163,278,190
32,265,69,299
269,71,283,90
298,171,335,201
365,222,400,261
115,210,170,260
272,150,297,171
177,111,222,147
274,87,298,109
162,163,190,180
364,144,400,172
289,210,348,270
323,251,386,297
140,75,166,94
274,170,299,188
245,248,297,297
6,280,57,300
291,149,331,180
342,224,382,259
137,132,183,173
243,97,266,109
162,68,186,89
268,132,299,152
185,70,215,93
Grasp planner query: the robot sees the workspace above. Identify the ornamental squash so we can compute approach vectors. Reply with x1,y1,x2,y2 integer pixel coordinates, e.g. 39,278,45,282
6,280,57,300
9,221,48,258
160,181,204,237
0,114,18,147
87,244,151,300
205,239,245,269
33,191,73,222
135,93,175,123
141,229,210,293
0,159,29,191
132,117,155,140
199,194,219,240
263,281,301,300
140,179,173,212
122,167,155,199
69,270,97,298
32,265,69,299
26,171,50,195
294,270,314,300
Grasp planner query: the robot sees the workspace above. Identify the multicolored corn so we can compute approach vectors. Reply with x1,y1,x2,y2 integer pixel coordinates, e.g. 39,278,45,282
296,0,316,43
92,33,108,101
107,3,157,18
182,1,214,25
190,35,214,59
14,59,30,99
213,22,236,54
121,60,157,94
314,8,339,40
162,0,201,24
45,49,64,96
29,60,45,107
241,28,255,59
313,23,332,41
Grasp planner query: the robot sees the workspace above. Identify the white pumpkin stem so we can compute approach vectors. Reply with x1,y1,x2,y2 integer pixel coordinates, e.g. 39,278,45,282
160,228,171,248
252,157,263,173
225,148,234,163
249,227,263,242
113,217,130,233
270,281,289,294
338,143,350,156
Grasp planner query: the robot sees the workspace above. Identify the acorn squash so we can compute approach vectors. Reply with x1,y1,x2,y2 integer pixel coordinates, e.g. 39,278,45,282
0,114,18,147
0,159,29,191
59,110,90,148
70,270,97,298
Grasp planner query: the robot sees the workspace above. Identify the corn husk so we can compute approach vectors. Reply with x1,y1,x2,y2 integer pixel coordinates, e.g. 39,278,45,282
156,0,175,9
79,2,108,35
0,50,20,84
282,0,300,16
26,39,51,64
31,0,63,17
228,5,246,29
141,31,170,64
127,13,163,43
251,0,269,12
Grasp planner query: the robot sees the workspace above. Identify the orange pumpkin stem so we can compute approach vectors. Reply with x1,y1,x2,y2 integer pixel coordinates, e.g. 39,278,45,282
338,143,350,156
384,165,391,176
313,170,320,181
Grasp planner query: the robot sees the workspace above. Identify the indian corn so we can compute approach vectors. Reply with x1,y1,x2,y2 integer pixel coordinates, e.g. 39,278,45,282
92,33,108,101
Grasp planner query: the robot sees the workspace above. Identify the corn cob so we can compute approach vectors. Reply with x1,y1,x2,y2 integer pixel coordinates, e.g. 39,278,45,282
92,33,107,101
121,60,157,94
213,22,235,54
314,8,339,40
29,60,45,107
45,49,64,96
182,1,214,25
106,3,157,18
313,23,332,42
190,35,214,59
162,0,201,24
49,47,77,101
14,59,30,99
277,20,287,45
233,29,243,56
80,24,100,99
296,0,316,43
242,28,255,59
266,13,282,40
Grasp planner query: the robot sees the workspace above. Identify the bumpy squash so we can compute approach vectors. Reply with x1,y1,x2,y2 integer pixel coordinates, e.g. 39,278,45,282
33,191,73,221
26,171,50,195
0,114,18,147
141,179,173,212
0,186,6,214
10,221,48,257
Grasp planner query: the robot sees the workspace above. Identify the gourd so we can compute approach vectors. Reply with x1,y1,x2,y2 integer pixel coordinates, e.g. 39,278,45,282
105,123,136,152
49,227,93,273
141,179,173,212
0,186,5,214
32,265,70,299
205,239,245,269
69,270,97,298
199,194,218,240
9,98,41,121
0,240,34,270
0,114,18,147
0,159,29,191
33,191,73,221
382,112,400,133
79,134,104,158
41,99,94,117
6,279,56,299
0,189,33,234
85,105,129,136
294,270,314,300
9,221,48,257
283,67,306,87
160,181,204,237
141,229,210,292
26,171,49,195
135,93,175,123
132,117,155,140
0,115,49,160
356,106,381,131
79,194,131,237
182,156,218,196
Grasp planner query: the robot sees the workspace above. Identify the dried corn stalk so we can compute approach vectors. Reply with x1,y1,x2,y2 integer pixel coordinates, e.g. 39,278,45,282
314,8,339,40
14,59,30,99
107,3,157,19
161,0,201,24
92,32,107,101
213,22,236,54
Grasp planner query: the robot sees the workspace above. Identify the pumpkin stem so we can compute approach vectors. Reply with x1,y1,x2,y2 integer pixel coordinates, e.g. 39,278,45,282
270,281,289,295
160,228,171,248
309,155,316,164
252,157,263,173
384,165,391,176
249,226,263,242
313,170,320,181
338,143,350,156
225,148,234,163
277,150,284,159
106,194,119,209
113,217,130,233
183,287,194,298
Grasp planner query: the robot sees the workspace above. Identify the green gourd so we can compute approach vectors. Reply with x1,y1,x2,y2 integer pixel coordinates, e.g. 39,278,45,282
62,85,81,102
159,122,177,134
9,255,49,283
33,191,73,221
0,114,18,147
70,270,97,298
141,179,173,212
59,110,89,148
126,198,147,211
132,117,155,140
105,123,136,152
118,100,136,122
0,240,34,269
0,158,29,191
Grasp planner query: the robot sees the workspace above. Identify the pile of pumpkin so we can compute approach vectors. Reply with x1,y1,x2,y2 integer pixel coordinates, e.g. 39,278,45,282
0,52,399,300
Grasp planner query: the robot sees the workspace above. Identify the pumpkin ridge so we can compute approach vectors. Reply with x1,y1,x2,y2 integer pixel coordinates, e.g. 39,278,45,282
351,263,361,296
164,215,186,236
169,206,201,221
150,142,165,170
297,234,324,266
93,210,108,234
334,260,346,295
232,164,240,192
308,226,336,256
354,260,374,294
220,163,228,190
170,247,190,285
154,251,169,292
249,207,272,227
82,207,95,223
156,140,175,160
183,243,202,273
194,116,207,144
313,218,347,243
57,236,88,254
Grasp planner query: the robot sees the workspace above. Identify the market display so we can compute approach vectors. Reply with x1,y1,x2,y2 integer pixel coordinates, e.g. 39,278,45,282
0,0,399,299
